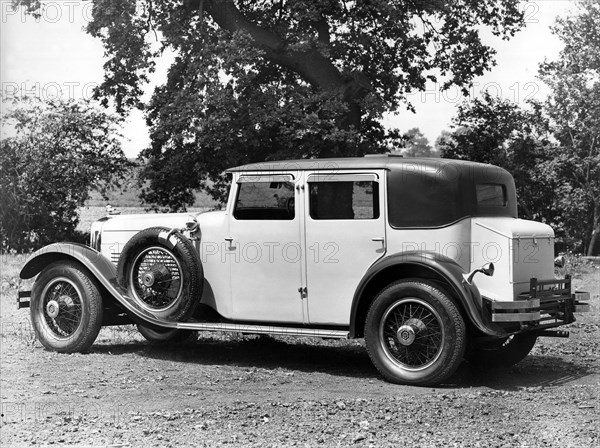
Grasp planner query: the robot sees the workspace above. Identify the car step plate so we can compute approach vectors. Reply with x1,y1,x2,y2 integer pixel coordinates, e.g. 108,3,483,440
176,321,349,339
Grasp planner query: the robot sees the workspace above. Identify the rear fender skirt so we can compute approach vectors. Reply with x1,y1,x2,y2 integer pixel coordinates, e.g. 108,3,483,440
19,243,178,330
349,251,507,338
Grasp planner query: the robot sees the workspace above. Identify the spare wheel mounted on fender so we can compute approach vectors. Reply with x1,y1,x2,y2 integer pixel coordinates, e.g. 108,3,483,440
117,226,203,321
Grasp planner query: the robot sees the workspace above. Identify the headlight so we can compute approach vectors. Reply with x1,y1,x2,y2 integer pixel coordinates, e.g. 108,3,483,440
90,217,110,251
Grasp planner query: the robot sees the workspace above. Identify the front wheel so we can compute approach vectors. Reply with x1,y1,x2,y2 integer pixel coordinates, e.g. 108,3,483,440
365,280,466,386
30,261,103,353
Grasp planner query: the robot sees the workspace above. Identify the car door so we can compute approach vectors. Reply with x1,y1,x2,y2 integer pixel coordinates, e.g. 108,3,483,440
228,173,305,323
303,172,386,325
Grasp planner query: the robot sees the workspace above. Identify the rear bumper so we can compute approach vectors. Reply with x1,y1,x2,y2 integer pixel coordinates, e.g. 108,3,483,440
485,276,590,330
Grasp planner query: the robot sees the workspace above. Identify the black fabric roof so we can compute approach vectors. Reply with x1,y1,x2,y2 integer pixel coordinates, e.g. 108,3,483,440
227,155,509,179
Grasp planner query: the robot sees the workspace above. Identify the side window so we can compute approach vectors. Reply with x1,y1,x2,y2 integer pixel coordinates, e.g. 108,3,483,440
309,180,379,220
476,183,507,207
234,179,295,220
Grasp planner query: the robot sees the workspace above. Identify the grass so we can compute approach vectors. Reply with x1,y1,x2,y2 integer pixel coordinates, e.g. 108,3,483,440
0,252,33,291
78,182,220,232
85,181,218,208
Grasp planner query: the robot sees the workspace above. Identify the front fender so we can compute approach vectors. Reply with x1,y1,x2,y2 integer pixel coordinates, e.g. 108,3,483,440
349,251,506,338
21,242,116,281
20,242,177,330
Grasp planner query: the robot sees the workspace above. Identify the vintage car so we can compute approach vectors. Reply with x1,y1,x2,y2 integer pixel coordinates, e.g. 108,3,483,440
18,155,589,386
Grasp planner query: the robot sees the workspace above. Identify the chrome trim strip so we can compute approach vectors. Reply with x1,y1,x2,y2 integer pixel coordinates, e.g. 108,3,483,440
575,291,590,301
492,312,541,322
574,304,591,312
492,299,540,310
176,322,349,339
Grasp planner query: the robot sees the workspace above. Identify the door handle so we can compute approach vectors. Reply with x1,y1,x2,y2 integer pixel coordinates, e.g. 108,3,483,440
225,237,235,249
372,237,385,250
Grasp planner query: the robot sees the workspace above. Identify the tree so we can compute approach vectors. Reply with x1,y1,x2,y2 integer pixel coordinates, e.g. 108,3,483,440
400,128,437,157
538,0,600,255
0,100,131,252
435,93,555,224
18,0,525,209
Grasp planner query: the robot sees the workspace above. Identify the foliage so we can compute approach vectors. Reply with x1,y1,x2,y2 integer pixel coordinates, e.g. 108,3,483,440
437,2,600,255
0,100,131,252
435,93,555,223
400,128,437,157
538,0,600,255
17,0,525,209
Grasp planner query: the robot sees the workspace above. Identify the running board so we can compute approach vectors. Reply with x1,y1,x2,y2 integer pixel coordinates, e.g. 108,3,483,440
176,321,349,339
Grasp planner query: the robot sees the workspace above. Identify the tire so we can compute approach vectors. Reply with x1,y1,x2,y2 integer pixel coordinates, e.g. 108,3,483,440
137,324,196,344
467,334,537,368
117,227,203,322
30,261,103,353
364,279,466,386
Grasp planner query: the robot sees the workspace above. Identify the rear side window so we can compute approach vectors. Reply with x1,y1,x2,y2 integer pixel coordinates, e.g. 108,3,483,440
476,184,506,207
387,173,461,228
234,179,295,220
309,180,379,220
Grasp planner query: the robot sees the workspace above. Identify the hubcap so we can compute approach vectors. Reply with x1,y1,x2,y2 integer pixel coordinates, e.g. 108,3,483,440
396,316,429,346
39,278,83,338
130,247,183,312
142,271,156,287
46,300,60,319
397,325,416,346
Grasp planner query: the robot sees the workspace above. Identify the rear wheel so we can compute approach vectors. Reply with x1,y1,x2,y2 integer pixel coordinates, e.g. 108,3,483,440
365,280,466,386
30,261,103,353
137,324,196,344
468,334,537,367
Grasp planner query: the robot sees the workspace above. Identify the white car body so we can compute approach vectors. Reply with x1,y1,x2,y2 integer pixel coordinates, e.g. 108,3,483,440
92,161,555,327
22,155,590,386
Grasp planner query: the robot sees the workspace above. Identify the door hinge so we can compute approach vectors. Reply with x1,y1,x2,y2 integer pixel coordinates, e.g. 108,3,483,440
297,287,307,299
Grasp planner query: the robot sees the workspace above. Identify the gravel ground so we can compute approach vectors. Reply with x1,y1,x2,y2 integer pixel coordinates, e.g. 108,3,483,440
1,266,598,447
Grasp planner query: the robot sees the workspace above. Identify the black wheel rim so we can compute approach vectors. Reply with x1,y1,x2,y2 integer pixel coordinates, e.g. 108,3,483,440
40,278,83,338
379,298,444,371
130,246,183,312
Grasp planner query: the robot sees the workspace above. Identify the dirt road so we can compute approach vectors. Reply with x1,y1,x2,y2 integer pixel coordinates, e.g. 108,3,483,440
1,269,598,447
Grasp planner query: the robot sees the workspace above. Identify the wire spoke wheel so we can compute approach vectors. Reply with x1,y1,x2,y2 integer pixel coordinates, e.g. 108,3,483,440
130,246,183,312
40,278,83,338
380,298,444,371
30,261,103,353
118,227,203,322
365,280,465,386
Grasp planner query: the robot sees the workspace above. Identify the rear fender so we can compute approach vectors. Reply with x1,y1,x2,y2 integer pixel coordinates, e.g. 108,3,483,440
20,242,177,330
349,251,506,338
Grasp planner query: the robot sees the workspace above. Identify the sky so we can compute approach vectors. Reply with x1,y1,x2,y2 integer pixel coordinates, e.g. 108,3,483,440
1,0,576,157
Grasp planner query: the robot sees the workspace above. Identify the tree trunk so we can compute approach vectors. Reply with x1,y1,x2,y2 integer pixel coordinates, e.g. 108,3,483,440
587,202,600,256
203,0,367,148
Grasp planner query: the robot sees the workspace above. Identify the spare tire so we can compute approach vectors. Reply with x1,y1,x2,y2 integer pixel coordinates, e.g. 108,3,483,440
117,227,203,321
467,334,537,368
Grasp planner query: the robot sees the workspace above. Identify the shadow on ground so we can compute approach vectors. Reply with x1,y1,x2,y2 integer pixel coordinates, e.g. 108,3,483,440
90,335,597,389
449,356,597,390
94,336,378,379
